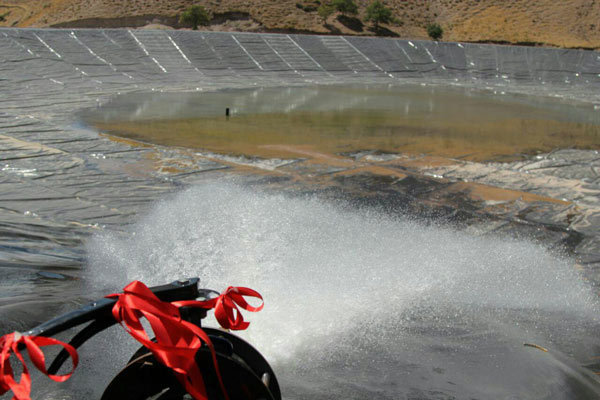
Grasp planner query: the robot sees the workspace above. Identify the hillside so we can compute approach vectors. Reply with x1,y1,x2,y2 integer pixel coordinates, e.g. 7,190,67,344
1,0,599,49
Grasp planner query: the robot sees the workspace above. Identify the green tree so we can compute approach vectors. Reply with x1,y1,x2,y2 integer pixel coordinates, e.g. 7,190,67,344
332,0,358,16
365,1,393,28
180,5,210,30
317,3,335,22
426,23,443,40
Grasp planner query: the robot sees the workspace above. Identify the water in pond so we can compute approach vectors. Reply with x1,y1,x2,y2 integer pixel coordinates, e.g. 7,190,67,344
5,84,600,399
83,84,600,162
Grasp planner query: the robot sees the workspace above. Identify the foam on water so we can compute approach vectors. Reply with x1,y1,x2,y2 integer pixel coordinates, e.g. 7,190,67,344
83,181,600,399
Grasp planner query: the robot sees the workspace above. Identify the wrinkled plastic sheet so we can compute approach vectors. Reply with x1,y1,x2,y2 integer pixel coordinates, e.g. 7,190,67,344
1,28,599,255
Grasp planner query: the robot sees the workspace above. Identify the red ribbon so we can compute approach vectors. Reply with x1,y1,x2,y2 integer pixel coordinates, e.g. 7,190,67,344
107,282,263,400
176,286,264,331
0,332,78,400
0,281,264,400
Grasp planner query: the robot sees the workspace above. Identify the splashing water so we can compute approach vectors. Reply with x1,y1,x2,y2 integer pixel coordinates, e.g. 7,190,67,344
84,181,600,399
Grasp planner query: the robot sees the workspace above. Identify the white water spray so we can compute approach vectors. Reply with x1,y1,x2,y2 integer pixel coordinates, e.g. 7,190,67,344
84,181,600,399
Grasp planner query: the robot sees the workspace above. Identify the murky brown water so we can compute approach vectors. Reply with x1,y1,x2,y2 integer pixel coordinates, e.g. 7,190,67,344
84,84,600,162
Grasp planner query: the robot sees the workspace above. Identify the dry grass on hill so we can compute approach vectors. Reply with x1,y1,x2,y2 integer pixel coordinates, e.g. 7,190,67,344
1,0,599,49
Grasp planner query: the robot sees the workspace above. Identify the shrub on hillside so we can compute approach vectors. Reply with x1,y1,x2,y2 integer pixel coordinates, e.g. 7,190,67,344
365,1,393,27
332,0,358,16
180,5,210,30
427,23,443,40
317,3,335,22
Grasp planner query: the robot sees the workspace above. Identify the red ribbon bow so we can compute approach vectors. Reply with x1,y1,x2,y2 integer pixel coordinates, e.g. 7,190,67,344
0,332,78,400
107,281,264,400
107,280,227,400
177,286,264,331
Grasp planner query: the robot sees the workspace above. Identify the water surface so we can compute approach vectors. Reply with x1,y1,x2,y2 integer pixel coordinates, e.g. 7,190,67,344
83,84,600,162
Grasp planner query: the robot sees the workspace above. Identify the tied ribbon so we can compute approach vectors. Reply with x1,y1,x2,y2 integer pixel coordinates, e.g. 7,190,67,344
0,332,78,400
177,286,264,331
108,281,258,400
108,282,264,399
